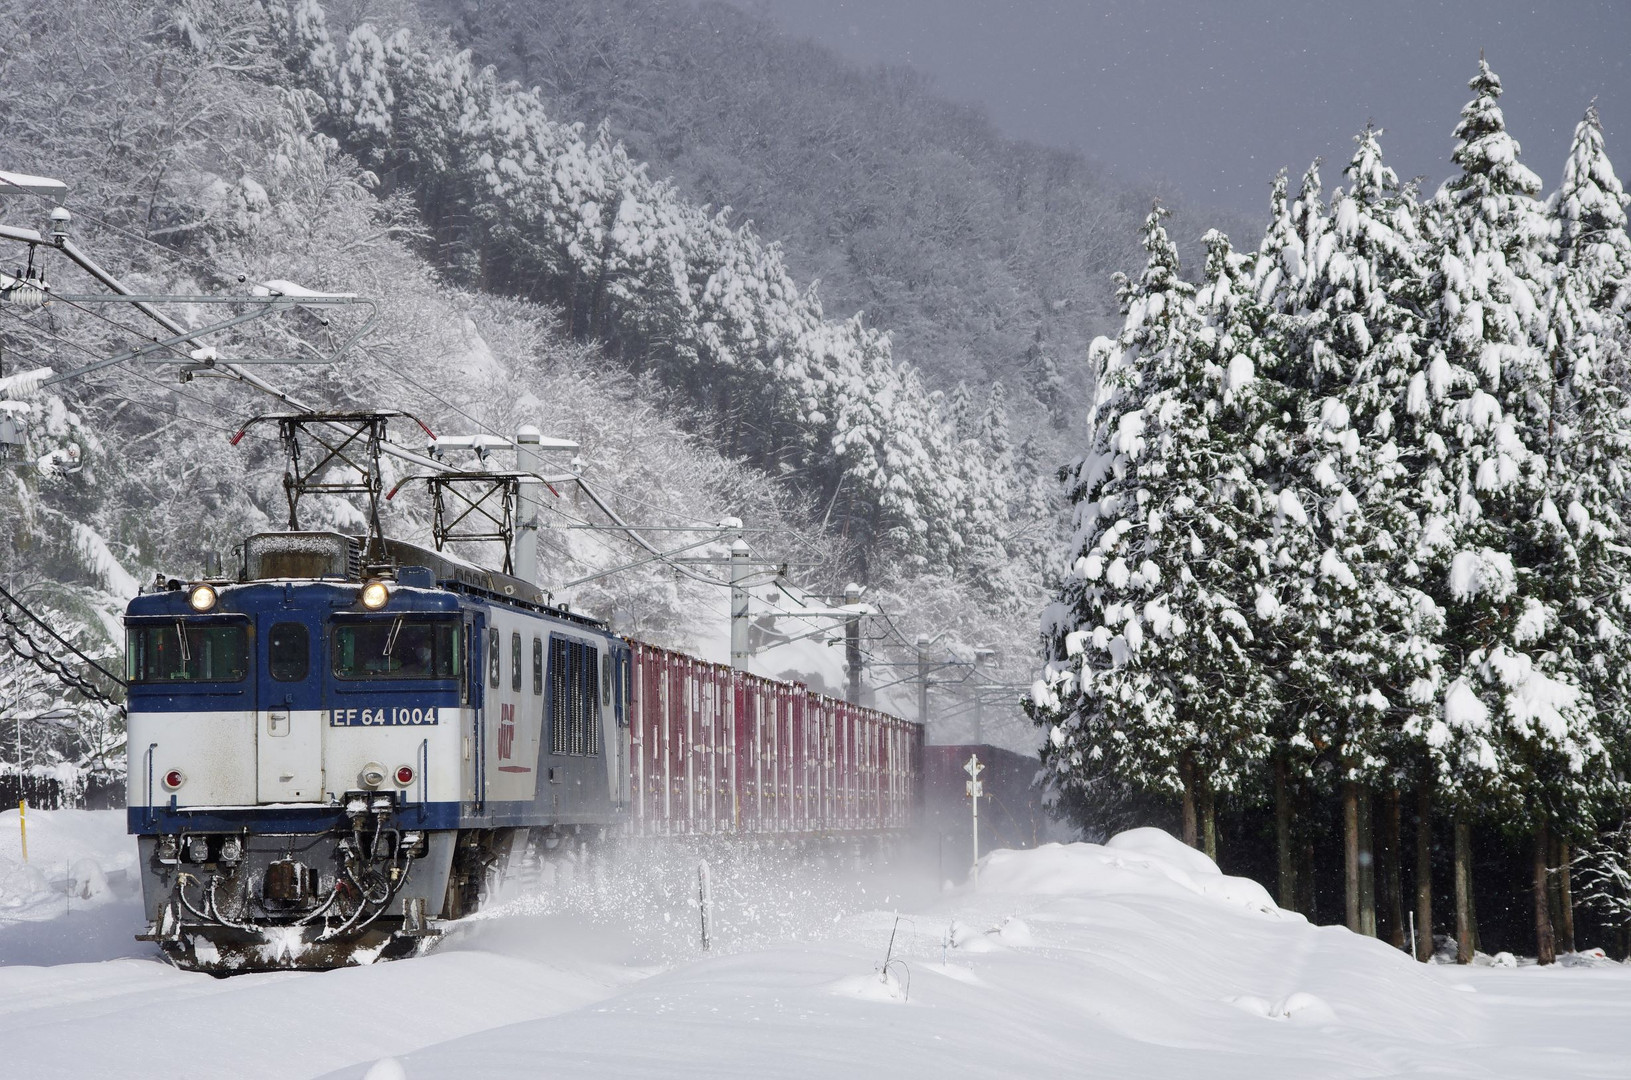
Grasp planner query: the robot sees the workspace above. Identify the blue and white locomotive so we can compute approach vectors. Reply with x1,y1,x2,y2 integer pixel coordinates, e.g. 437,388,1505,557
126,529,631,972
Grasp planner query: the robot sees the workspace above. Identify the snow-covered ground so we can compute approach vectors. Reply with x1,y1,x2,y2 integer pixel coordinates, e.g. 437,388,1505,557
2,809,1629,1079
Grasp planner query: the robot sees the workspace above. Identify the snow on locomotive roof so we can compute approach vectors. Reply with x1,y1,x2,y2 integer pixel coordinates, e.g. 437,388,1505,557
238,530,603,628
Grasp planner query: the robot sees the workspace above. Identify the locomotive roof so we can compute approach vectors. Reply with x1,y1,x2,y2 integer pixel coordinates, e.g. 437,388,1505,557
133,531,605,630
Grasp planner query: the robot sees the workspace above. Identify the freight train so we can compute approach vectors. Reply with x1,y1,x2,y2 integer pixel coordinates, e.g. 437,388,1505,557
125,529,923,973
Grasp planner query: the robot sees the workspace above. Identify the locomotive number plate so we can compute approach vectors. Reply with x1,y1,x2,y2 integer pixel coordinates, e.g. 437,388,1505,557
329,707,441,727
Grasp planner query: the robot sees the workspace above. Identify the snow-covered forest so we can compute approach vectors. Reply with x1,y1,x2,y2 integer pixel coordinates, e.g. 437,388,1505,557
1032,61,1631,963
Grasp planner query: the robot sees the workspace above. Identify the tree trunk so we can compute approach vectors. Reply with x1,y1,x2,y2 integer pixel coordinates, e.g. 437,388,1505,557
1359,786,1377,937
1296,780,1316,921
1380,787,1405,949
1343,779,1361,933
1180,751,1198,849
1454,813,1474,965
1557,837,1576,955
1415,784,1433,962
1547,832,1565,954
1275,754,1296,911
1534,822,1556,965
1468,875,1481,955
1199,775,1218,864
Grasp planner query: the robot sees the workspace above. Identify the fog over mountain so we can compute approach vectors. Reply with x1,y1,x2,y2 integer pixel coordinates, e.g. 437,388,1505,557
731,0,1631,217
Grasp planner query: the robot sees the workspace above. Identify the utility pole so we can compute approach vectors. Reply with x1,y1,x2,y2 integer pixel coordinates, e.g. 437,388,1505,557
916,634,930,729
971,651,984,744
844,582,863,705
730,538,751,671
513,425,542,585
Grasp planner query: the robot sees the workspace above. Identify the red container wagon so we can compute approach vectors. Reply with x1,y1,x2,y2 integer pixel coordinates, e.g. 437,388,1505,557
626,642,923,838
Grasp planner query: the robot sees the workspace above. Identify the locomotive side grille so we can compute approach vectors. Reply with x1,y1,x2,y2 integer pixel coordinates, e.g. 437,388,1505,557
549,636,602,756
579,647,599,755
550,637,570,755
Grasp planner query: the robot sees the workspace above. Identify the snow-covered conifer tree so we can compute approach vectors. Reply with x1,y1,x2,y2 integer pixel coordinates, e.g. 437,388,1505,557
1025,329,1069,428
1035,208,1275,858
1543,107,1631,724
945,381,976,441
1270,136,1448,934
1424,58,1612,963
1527,106,1631,953
979,381,1013,471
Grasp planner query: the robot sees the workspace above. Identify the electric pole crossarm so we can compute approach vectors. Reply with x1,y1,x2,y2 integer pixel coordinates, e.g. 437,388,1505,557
0,172,67,197
560,534,731,589
40,305,315,387
567,475,742,592
54,239,213,355
565,524,771,533
49,294,361,304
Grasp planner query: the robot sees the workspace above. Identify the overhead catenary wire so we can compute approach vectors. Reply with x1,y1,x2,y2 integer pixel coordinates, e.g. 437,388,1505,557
0,581,126,703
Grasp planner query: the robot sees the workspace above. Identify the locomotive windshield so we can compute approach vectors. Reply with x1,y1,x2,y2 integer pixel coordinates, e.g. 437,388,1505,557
331,616,460,680
126,618,249,683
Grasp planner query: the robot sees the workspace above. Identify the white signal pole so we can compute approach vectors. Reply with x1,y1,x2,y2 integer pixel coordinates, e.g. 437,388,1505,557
964,753,984,887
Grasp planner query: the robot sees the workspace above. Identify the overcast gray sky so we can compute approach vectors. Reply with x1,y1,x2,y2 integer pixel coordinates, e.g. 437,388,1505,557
729,0,1630,220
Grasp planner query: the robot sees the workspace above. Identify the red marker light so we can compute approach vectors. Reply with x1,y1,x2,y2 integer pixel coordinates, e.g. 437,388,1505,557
396,765,415,786
163,769,185,790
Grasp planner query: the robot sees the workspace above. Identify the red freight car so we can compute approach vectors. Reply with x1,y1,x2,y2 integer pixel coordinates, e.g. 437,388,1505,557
626,641,923,837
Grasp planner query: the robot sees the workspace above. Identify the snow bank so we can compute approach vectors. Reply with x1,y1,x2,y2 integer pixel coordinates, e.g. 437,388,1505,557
2,820,1629,1079
303,825,1502,1080
0,808,138,920
975,828,1280,917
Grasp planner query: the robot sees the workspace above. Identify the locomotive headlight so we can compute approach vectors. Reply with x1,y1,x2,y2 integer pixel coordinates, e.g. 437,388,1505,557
359,761,387,789
187,583,217,612
360,580,390,610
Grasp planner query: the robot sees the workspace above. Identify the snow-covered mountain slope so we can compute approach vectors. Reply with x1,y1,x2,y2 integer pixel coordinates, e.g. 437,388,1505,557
2,810,1627,1079
0,0,1050,769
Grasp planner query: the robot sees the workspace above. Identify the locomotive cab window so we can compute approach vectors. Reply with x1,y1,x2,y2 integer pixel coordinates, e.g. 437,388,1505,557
532,637,543,695
511,632,522,692
268,622,310,682
127,618,249,683
331,617,460,680
488,629,501,688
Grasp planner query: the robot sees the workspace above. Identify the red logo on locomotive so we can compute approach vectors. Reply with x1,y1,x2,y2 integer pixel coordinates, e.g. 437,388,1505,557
497,702,516,759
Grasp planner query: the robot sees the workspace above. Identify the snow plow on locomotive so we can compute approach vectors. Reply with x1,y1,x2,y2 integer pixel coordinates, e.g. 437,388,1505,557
126,530,923,973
